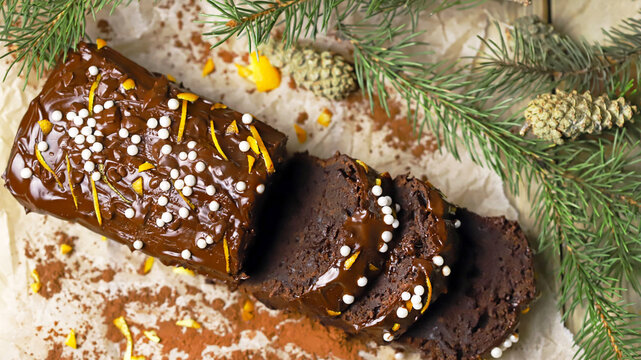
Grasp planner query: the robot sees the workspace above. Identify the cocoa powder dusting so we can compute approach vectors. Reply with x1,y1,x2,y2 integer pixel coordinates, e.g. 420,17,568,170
35,260,66,299
217,49,237,63
296,112,308,125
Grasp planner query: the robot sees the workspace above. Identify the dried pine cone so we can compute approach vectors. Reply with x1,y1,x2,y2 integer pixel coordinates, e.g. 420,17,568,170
260,40,357,100
513,16,558,42
521,90,636,144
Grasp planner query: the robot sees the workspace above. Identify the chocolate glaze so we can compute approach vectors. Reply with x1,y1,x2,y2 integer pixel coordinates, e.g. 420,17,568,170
3,42,287,283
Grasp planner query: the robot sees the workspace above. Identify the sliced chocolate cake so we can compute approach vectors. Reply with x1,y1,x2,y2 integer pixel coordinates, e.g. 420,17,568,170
324,175,459,343
243,153,398,316
400,210,536,359
2,42,288,283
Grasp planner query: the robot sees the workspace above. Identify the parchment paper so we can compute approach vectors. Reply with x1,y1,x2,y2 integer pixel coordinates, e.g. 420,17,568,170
0,1,577,359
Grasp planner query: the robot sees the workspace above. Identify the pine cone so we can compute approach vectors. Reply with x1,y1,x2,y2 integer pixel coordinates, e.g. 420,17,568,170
260,40,357,100
521,90,636,144
513,16,558,42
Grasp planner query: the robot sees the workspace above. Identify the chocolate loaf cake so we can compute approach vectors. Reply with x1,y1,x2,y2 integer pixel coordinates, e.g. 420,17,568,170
325,175,460,343
401,210,536,359
3,42,287,282
243,153,399,316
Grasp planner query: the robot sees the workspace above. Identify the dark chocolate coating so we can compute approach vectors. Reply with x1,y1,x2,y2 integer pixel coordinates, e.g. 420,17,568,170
3,42,287,282
401,210,536,359
242,153,397,316
324,175,460,343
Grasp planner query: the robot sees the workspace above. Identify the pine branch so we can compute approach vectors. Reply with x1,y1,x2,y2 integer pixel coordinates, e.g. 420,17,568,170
0,0,127,81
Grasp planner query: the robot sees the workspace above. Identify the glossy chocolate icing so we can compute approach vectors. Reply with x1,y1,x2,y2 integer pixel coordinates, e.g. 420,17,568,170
3,42,287,282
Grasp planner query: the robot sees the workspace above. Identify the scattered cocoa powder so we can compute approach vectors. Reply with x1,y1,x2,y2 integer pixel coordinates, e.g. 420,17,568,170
35,260,66,299
96,19,113,36
90,268,116,283
217,49,237,63
288,76,297,90
295,112,308,125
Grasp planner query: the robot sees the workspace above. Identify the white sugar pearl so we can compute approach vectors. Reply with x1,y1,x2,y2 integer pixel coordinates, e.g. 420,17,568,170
161,144,172,155
340,245,351,257
159,181,171,192
454,219,461,228
205,235,214,244
74,134,86,144
147,118,158,129
209,201,220,211
401,291,411,301
503,339,512,349
20,168,32,179
123,110,131,116
127,145,138,156
174,179,185,190
256,184,265,194
119,128,129,138
104,100,114,109
84,161,95,172
159,116,171,127
381,231,393,243
51,110,63,121
442,266,451,277
157,196,168,206
509,334,519,343
188,151,197,160
81,126,92,136
394,353,405,360
377,197,387,206
78,108,89,118
87,118,97,127
158,129,169,139
179,151,187,160
239,141,250,152
197,238,207,249
179,207,189,218
161,212,173,223
432,255,444,266
133,240,144,250
413,301,422,310
411,294,422,305
195,161,206,173
37,141,48,152
68,127,79,138
379,243,388,253
342,294,354,304
383,333,394,342
94,130,103,137
383,214,394,225
67,112,79,122
490,347,503,359
93,104,103,114
371,185,383,196
168,99,180,110
184,175,196,187
124,208,135,219
91,171,101,181
156,218,165,227
181,249,191,259
242,113,253,124
396,307,409,319
414,285,425,296
382,206,393,215
357,277,368,287
206,185,216,196
88,65,99,76
392,220,399,229
91,142,103,153
131,134,141,144
170,169,179,179
395,204,401,212
187,141,196,149
235,181,247,192
182,186,192,196
73,116,84,126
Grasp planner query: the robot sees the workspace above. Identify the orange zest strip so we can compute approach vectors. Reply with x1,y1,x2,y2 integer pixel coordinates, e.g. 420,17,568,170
247,136,259,154
249,125,274,173
166,74,176,82
177,99,188,143
65,329,77,349
177,92,199,102
138,162,155,172
368,263,379,272
143,257,154,274
202,58,215,77
30,269,41,293
293,124,307,143
225,120,238,134
88,74,102,115
172,181,196,210
35,146,64,189
375,178,382,186
113,316,133,359
96,38,107,49
223,237,231,274
210,120,229,161
344,250,360,270
356,160,368,173
66,155,78,209
211,103,227,110
326,309,341,316
247,155,255,173
420,276,433,314
90,176,102,226
392,323,401,332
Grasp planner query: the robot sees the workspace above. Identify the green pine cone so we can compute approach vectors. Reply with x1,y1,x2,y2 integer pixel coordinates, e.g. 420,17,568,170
260,40,357,100
521,90,636,144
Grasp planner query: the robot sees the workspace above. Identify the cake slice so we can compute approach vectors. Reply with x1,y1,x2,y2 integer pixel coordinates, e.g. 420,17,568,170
324,175,459,343
243,153,398,316
3,42,288,283
400,210,536,359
